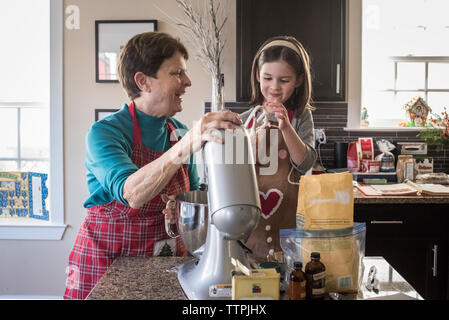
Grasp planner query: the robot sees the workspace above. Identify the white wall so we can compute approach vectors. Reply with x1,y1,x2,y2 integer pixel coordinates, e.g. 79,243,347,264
0,0,236,297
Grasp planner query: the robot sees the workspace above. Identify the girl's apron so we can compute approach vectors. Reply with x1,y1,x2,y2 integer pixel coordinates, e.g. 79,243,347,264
245,109,299,262
64,102,189,299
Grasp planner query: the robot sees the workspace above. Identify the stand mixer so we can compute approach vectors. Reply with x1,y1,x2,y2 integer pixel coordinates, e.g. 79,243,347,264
177,126,261,300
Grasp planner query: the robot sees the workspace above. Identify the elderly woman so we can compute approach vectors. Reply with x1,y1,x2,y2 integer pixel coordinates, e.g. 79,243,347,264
64,32,241,299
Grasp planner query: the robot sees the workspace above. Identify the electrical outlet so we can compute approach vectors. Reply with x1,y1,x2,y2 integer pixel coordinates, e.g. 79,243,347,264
314,128,326,144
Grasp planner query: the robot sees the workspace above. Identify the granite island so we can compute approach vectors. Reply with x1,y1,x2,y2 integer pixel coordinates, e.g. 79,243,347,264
87,256,422,300
86,189,447,300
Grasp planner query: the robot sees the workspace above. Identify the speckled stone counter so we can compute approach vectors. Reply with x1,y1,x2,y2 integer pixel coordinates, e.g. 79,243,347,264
86,256,422,300
354,188,449,204
86,256,191,300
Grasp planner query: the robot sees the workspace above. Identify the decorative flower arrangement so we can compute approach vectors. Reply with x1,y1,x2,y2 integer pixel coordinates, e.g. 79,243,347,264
417,107,449,150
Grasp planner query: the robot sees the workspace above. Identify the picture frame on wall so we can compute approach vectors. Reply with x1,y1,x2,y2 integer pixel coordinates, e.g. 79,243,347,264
95,19,158,83
95,109,119,122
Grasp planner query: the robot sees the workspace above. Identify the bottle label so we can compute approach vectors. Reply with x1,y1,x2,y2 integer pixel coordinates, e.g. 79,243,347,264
312,287,326,295
306,271,326,299
313,271,326,281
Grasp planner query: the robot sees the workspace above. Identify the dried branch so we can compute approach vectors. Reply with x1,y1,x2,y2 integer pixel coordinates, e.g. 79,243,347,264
172,0,228,78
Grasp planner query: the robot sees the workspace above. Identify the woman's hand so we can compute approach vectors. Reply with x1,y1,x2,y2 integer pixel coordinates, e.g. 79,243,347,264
264,101,291,131
161,194,176,224
190,110,243,153
124,111,242,209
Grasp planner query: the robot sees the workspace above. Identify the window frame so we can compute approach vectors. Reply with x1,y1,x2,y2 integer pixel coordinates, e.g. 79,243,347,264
388,56,449,100
0,102,49,170
0,0,66,240
347,0,449,130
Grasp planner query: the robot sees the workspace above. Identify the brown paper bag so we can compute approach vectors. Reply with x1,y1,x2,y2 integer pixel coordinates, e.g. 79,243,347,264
301,235,360,293
297,172,354,230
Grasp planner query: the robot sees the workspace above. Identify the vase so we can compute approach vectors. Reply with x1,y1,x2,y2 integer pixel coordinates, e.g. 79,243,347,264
211,73,225,112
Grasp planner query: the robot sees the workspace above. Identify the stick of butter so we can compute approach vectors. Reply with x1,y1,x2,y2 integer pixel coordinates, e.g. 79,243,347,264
232,268,280,300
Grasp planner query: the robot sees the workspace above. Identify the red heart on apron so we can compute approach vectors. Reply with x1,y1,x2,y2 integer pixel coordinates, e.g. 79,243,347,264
259,189,283,219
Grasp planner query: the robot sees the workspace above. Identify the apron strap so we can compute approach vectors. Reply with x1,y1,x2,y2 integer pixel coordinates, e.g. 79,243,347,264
128,101,179,148
127,101,142,148
166,121,179,146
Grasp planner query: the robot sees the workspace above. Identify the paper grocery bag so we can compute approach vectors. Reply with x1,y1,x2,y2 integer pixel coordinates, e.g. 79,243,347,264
297,172,354,230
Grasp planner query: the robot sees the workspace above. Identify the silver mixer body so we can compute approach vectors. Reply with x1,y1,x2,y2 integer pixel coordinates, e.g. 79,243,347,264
178,126,261,300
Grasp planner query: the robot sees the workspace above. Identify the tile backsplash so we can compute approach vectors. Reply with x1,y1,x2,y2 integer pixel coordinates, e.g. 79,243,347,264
204,102,449,173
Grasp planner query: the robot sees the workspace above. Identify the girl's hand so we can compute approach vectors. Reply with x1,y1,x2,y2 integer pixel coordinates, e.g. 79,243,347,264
264,101,291,131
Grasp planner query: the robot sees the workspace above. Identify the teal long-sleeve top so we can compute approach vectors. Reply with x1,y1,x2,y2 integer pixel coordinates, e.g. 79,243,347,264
83,104,200,208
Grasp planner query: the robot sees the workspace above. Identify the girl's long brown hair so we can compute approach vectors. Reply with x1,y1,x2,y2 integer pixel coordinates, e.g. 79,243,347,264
249,36,315,116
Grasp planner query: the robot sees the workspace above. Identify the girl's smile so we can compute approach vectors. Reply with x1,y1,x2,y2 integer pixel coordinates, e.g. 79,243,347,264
257,60,303,104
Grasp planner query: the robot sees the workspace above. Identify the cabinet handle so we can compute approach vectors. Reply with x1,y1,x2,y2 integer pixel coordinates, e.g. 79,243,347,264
336,64,341,94
370,220,403,224
432,245,438,277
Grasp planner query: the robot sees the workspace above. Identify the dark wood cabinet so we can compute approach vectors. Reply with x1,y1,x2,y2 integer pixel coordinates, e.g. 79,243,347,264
236,0,346,102
354,203,448,300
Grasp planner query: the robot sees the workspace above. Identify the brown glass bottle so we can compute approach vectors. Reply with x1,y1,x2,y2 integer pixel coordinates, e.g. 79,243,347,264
305,252,326,300
289,261,306,300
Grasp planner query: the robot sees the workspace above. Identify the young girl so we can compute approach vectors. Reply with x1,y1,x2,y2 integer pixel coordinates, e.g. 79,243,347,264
240,36,317,262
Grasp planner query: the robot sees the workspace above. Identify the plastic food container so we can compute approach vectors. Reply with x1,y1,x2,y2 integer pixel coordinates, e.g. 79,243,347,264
280,222,366,293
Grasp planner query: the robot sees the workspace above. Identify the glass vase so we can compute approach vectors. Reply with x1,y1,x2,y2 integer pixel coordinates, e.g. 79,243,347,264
211,73,225,112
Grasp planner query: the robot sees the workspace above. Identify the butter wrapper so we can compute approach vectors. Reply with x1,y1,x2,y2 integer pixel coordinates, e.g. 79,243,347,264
232,268,280,300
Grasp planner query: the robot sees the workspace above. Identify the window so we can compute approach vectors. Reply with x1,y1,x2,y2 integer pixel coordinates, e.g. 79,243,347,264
348,0,449,128
389,56,449,116
0,0,65,240
0,102,49,172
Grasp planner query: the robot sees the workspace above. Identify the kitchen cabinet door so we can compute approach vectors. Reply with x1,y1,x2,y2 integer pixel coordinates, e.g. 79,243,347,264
365,237,446,300
236,0,346,102
355,203,448,300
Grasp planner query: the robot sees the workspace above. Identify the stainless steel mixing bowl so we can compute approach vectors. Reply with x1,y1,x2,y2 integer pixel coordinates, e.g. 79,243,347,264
165,190,208,256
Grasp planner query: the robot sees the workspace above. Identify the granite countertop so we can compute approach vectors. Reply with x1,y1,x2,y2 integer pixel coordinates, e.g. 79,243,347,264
354,188,449,204
86,256,423,300
87,256,191,300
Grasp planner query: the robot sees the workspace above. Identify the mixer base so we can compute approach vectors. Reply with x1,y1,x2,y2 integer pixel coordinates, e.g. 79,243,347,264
178,258,233,300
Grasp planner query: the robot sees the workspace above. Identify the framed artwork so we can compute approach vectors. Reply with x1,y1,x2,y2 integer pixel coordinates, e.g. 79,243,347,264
95,109,119,122
95,19,158,82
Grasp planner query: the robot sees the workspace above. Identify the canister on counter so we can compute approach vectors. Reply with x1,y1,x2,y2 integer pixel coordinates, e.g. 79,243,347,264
396,155,413,183
404,158,416,181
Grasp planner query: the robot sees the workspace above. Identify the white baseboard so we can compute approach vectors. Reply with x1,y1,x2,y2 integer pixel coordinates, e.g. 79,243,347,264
0,295,62,300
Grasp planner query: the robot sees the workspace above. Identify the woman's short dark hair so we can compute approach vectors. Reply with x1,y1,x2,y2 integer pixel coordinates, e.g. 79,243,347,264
117,32,188,100
249,36,314,116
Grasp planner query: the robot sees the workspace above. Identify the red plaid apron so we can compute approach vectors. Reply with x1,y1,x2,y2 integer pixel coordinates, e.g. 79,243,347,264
64,102,190,299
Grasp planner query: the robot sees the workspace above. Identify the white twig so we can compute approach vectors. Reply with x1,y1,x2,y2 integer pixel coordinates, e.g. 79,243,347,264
158,0,228,78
